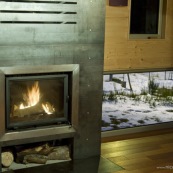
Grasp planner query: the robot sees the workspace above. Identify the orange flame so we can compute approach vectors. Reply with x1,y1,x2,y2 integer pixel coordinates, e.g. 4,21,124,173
42,102,55,115
18,81,55,115
20,81,40,109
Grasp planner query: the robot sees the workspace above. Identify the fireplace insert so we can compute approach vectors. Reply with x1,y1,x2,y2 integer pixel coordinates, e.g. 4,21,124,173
6,74,69,130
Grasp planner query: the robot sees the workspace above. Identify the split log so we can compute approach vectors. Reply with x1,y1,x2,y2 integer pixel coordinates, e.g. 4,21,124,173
17,143,50,154
16,144,71,164
23,154,48,164
1,151,14,167
48,146,70,160
16,143,54,163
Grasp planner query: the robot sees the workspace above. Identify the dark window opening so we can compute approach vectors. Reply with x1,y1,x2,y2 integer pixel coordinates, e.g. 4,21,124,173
130,0,163,37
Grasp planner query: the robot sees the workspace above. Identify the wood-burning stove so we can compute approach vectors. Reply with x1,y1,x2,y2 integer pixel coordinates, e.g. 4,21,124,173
0,65,79,165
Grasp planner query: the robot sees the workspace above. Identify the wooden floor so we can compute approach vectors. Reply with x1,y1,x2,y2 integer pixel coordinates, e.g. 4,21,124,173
101,128,173,173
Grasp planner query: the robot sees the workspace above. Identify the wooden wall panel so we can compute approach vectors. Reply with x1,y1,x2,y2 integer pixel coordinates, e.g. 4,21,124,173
106,4,129,18
106,18,128,42
104,0,173,72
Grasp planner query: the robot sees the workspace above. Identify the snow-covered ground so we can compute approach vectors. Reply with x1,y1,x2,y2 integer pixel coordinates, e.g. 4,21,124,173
102,71,173,131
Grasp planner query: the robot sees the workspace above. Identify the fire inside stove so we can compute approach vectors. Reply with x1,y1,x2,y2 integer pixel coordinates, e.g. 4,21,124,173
6,74,69,130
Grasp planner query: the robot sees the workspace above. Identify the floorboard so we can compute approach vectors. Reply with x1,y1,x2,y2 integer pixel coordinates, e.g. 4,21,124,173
101,128,173,172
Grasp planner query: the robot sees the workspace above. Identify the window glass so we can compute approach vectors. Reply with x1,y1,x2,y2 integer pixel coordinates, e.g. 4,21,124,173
129,0,165,39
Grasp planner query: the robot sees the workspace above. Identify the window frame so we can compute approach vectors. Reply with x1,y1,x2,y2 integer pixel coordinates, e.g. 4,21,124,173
129,0,165,39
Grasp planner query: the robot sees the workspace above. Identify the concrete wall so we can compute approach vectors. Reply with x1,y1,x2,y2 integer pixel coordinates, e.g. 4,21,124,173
0,0,105,159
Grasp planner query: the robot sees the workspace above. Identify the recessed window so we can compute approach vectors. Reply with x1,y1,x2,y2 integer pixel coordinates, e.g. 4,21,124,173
129,0,166,39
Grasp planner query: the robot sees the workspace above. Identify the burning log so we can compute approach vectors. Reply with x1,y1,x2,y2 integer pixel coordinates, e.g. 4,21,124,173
1,151,14,167
11,80,56,118
12,101,55,118
13,103,45,118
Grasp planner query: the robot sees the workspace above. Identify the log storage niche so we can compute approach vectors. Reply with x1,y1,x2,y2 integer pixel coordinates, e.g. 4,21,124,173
1,140,71,170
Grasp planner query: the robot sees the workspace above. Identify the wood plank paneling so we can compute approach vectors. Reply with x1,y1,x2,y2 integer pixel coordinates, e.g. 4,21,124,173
106,0,129,18
105,18,129,41
104,0,173,72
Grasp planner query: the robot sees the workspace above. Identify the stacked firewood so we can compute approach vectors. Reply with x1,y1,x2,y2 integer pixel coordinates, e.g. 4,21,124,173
1,144,71,168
